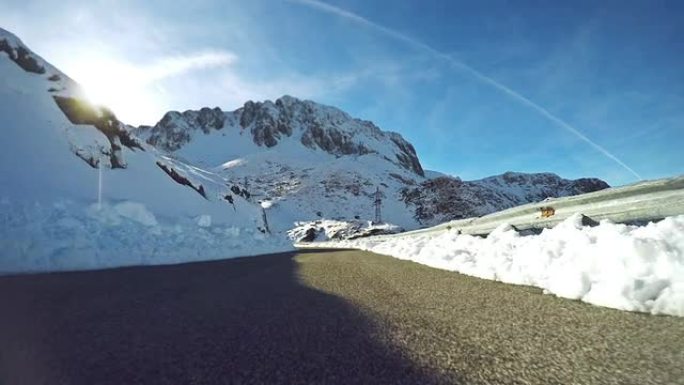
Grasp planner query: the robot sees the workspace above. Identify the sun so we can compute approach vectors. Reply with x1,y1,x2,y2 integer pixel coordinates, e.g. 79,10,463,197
66,55,163,125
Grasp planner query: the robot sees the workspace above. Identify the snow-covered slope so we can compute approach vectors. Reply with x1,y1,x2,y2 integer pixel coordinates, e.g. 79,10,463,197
137,98,609,230
0,28,287,273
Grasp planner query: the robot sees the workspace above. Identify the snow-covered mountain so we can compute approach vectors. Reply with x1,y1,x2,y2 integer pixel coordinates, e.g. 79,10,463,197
0,28,286,273
134,96,432,229
0,26,608,272
137,96,423,176
137,97,609,229
0,28,258,219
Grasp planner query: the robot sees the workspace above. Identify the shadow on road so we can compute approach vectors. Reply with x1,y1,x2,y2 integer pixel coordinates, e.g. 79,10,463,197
0,251,447,384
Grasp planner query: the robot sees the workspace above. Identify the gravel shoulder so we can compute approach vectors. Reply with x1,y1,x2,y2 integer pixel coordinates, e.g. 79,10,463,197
0,249,682,384
297,250,684,385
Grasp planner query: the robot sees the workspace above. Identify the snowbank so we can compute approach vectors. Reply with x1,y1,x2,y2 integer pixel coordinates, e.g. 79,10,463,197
288,219,402,242
330,214,684,317
0,199,293,274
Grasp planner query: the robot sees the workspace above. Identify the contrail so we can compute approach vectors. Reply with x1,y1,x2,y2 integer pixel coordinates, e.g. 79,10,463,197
290,0,642,180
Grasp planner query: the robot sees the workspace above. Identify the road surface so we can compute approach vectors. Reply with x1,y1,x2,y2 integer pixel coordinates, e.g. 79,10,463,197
0,249,682,384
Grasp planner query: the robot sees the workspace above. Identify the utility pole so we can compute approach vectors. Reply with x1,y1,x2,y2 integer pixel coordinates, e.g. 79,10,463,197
97,156,103,211
374,187,382,224
261,207,270,234
260,201,271,234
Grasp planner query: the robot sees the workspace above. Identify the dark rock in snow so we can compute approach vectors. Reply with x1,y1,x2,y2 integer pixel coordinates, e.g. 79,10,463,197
52,96,143,169
156,162,208,199
0,37,45,74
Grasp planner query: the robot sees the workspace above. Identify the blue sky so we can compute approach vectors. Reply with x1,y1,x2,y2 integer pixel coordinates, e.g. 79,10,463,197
2,0,683,185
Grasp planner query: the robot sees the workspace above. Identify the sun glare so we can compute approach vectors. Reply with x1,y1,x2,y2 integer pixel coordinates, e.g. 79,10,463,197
68,56,163,125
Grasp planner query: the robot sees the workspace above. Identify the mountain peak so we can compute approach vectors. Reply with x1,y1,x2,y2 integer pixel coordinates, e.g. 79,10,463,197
274,94,300,105
139,96,425,176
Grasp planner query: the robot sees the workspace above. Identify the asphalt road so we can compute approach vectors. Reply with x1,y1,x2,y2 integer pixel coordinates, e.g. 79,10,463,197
0,249,682,385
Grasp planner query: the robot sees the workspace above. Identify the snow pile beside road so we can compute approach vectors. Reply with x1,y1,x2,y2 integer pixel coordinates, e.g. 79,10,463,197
334,214,684,317
288,219,402,242
0,199,293,274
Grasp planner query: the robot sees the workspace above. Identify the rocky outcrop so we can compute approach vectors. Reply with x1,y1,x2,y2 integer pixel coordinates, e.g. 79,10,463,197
567,177,611,193
480,172,610,202
402,173,609,225
239,100,292,147
300,124,374,157
156,161,207,199
143,107,225,151
138,95,425,176
53,96,143,169
389,134,424,177
0,34,45,74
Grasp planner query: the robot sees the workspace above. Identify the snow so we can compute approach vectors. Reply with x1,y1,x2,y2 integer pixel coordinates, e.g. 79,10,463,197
0,28,293,274
210,149,424,231
0,199,292,274
220,158,247,169
111,201,158,227
321,214,684,317
0,51,260,222
196,214,212,227
288,219,402,242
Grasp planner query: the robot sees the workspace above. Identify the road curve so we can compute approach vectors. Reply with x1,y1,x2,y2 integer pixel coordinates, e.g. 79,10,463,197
0,249,682,384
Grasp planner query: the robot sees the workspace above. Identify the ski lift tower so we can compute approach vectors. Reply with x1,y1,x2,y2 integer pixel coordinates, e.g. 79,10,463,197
373,187,382,224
